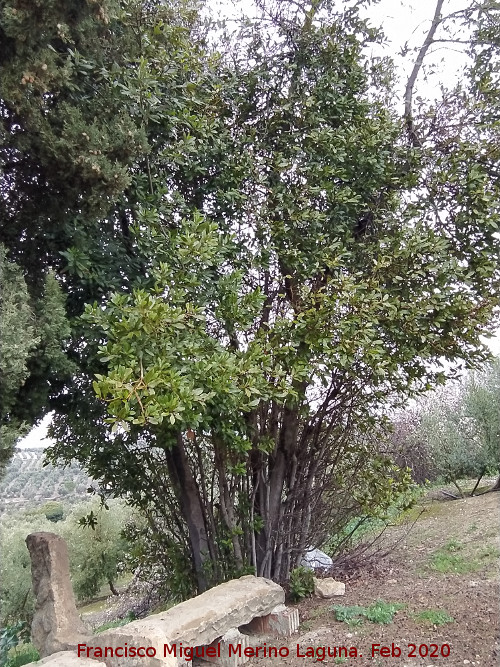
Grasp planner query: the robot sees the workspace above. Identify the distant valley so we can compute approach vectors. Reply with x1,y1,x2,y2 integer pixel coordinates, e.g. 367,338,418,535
0,449,94,514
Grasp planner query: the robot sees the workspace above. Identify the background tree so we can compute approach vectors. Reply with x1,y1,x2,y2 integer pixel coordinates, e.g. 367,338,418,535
0,246,72,473
463,359,500,490
388,407,436,485
391,358,500,495
0,246,38,469
65,499,132,600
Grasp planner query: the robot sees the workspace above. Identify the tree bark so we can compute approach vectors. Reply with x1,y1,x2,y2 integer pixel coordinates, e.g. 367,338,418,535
470,469,486,496
404,0,445,146
165,433,212,592
108,579,119,596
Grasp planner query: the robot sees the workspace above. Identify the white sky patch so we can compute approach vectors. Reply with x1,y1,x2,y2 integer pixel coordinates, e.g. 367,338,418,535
367,0,471,97
17,413,54,449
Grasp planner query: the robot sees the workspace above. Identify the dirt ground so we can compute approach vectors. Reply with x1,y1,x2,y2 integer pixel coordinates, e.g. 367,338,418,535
246,491,500,667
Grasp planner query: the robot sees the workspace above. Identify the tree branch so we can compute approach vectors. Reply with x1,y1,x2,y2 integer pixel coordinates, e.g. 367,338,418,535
404,0,445,147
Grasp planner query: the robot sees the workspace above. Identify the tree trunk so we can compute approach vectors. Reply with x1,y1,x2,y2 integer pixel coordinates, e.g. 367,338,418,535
108,579,119,596
165,433,212,592
470,469,486,496
254,400,302,580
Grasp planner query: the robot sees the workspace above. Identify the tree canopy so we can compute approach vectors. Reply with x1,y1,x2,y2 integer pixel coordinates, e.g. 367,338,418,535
2,0,500,590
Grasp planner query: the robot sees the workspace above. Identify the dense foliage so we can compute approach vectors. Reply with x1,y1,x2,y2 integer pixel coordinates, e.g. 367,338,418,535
1,0,500,591
0,248,72,473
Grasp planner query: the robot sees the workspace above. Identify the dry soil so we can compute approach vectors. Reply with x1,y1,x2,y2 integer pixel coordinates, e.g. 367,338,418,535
246,491,499,667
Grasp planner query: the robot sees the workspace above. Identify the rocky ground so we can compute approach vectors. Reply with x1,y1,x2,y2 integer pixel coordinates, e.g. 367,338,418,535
246,490,499,667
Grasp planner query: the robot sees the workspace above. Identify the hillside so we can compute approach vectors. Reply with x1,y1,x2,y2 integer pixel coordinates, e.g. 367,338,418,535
246,491,500,667
0,448,94,514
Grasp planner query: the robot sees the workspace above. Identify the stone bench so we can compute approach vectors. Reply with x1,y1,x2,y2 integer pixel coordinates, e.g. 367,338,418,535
84,575,298,667
25,533,299,667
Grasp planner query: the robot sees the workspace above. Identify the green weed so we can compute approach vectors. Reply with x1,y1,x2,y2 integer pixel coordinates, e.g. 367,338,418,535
289,566,315,602
331,604,366,625
365,600,406,624
4,644,39,667
413,609,454,626
331,600,405,625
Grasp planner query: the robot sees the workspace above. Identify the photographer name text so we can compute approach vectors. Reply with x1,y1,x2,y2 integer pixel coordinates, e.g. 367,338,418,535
77,641,451,661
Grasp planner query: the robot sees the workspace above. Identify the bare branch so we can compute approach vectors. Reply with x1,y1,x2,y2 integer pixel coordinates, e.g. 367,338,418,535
404,0,445,146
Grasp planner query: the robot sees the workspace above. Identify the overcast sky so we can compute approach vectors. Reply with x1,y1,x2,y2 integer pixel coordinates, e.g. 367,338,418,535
368,0,470,95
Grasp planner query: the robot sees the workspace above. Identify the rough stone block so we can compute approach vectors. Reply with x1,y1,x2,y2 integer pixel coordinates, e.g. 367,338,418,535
26,533,90,657
268,605,299,637
200,628,249,667
242,605,299,637
22,650,105,667
313,577,345,598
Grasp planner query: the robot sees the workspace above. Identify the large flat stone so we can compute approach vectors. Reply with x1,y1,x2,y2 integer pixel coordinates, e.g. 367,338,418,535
89,576,284,667
23,650,105,667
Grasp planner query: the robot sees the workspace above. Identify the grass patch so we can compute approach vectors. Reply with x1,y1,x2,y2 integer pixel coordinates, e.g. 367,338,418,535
478,545,500,560
403,498,457,524
94,612,135,634
78,598,109,614
331,600,405,626
429,551,473,573
4,644,39,667
429,540,499,574
413,609,455,626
